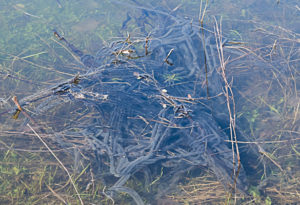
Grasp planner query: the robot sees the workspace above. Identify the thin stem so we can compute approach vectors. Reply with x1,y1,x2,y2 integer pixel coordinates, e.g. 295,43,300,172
27,123,84,205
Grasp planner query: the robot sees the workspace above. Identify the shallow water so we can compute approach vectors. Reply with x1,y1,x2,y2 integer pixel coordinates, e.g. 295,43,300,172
0,0,299,204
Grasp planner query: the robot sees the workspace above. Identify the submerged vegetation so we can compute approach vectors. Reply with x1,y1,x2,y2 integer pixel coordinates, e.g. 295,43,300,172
0,0,299,204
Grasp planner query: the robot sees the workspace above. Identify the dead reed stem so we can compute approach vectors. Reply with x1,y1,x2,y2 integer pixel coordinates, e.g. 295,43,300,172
213,17,241,203
27,123,84,205
11,95,84,204
198,0,208,27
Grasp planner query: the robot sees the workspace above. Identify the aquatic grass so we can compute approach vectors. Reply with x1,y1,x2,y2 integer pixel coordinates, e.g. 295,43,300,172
235,15,299,205
167,171,239,204
26,123,84,205
0,140,110,204
0,123,107,204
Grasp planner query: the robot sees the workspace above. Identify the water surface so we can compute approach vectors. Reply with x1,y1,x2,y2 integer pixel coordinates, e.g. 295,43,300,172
0,0,299,204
